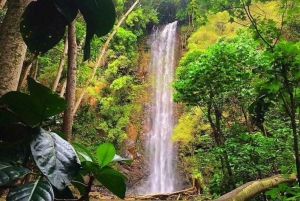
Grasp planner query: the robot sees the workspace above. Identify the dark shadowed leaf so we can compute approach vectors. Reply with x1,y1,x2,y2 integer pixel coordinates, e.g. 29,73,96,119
81,161,99,173
20,0,67,55
0,92,41,126
0,124,30,145
75,0,115,60
96,143,116,167
0,78,66,126
0,161,30,186
94,166,126,199
30,127,80,190
28,77,67,119
53,185,74,199
0,107,18,126
54,0,78,24
7,178,54,201
0,143,31,168
72,174,89,201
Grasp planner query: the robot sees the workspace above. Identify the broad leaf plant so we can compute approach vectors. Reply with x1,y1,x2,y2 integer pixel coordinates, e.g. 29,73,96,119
0,77,132,200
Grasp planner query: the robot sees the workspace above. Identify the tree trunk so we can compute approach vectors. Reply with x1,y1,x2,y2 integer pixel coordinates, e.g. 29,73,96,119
62,21,77,142
52,37,68,92
214,108,236,189
29,59,38,79
0,0,6,9
73,0,140,114
0,0,31,96
17,62,32,90
17,55,37,90
215,174,296,201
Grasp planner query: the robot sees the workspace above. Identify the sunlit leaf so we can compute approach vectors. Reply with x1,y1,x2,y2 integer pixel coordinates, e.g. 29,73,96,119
96,143,116,167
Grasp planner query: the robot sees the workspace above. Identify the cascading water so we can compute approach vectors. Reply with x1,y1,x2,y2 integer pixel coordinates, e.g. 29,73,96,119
144,21,178,194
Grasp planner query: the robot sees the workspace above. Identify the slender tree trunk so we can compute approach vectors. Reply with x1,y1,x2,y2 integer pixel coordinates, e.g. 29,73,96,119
241,105,252,133
0,0,31,96
29,59,38,79
62,21,77,142
17,62,32,90
52,37,68,92
17,55,37,90
215,108,236,189
60,79,67,98
280,64,300,186
73,0,140,114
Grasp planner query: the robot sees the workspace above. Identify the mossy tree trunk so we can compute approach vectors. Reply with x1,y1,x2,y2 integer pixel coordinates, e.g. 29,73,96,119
215,174,296,201
0,0,31,96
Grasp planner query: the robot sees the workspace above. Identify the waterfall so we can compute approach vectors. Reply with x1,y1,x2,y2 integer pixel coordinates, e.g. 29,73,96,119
144,21,178,194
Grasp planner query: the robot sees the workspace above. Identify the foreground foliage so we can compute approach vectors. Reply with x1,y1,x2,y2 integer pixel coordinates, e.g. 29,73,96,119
20,0,116,60
0,78,131,200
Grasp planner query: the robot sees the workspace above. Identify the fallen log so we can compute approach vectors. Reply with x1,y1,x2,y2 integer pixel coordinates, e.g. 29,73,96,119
215,174,297,201
136,187,197,200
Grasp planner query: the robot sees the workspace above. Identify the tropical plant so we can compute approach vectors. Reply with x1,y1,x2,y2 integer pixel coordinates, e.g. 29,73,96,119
0,77,131,200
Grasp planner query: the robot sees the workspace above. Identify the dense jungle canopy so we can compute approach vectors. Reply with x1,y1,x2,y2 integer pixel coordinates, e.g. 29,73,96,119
1,0,300,200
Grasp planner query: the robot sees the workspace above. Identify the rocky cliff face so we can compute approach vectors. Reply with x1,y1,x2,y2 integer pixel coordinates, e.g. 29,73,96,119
118,36,151,193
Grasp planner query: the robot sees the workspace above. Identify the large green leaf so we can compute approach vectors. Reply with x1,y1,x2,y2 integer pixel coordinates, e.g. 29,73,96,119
7,178,54,201
96,143,116,167
0,161,30,186
94,166,126,199
28,77,67,118
0,78,67,126
0,92,41,126
20,0,67,55
30,127,80,190
75,0,116,60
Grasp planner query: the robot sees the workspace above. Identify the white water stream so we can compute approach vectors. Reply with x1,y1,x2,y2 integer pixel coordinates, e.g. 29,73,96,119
144,21,178,194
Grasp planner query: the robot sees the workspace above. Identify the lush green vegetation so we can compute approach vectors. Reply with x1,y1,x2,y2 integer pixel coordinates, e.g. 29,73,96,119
173,0,300,200
1,0,300,200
